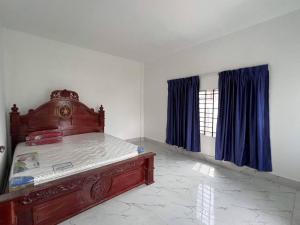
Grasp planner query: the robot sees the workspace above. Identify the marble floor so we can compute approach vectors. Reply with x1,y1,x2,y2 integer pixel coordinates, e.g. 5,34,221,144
61,140,300,225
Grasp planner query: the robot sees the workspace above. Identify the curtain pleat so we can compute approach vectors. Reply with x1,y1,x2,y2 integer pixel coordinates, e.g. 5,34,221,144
215,65,272,171
166,76,200,152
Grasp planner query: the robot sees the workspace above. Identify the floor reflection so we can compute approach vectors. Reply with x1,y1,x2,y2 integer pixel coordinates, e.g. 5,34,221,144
61,140,298,225
193,163,215,177
197,184,215,225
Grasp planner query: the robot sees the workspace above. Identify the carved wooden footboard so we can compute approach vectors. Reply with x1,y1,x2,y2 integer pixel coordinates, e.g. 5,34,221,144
0,89,155,225
0,152,155,225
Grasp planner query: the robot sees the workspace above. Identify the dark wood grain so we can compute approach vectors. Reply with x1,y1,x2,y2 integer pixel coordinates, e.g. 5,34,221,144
10,89,105,153
0,153,155,225
0,89,155,225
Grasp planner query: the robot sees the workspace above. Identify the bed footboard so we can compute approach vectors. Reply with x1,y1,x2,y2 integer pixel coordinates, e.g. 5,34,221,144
0,152,155,225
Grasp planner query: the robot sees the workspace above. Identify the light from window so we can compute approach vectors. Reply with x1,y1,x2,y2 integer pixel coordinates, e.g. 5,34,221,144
199,89,218,137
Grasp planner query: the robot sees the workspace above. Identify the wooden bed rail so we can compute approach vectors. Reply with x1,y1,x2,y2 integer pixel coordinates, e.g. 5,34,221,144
2,89,156,225
0,152,155,225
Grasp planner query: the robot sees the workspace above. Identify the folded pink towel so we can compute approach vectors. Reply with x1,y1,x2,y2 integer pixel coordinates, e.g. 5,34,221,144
26,129,63,141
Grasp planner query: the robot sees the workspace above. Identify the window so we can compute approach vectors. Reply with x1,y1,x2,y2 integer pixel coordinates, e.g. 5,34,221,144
199,89,218,137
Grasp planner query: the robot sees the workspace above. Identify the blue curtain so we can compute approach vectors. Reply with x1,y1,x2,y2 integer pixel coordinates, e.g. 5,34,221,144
215,65,272,171
166,76,200,152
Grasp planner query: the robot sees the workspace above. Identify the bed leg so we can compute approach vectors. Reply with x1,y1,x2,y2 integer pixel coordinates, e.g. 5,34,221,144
145,156,154,185
0,201,16,225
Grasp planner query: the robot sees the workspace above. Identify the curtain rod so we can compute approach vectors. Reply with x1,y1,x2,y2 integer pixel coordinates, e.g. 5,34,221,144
168,64,269,81
199,63,269,77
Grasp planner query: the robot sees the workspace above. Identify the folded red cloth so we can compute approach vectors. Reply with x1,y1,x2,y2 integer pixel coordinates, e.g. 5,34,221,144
26,130,63,141
26,136,63,146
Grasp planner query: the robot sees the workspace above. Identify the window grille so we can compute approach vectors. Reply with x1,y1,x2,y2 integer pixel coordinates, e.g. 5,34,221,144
199,89,218,137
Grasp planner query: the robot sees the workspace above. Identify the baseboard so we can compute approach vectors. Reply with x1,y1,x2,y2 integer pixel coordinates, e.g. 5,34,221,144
126,137,145,144
143,137,300,190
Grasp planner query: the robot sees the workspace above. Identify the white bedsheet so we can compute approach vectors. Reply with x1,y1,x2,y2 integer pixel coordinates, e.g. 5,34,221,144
10,133,139,186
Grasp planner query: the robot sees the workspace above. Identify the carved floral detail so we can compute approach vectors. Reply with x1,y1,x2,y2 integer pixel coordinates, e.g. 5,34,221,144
90,177,112,201
107,160,144,177
54,101,73,119
20,179,84,205
88,160,144,200
59,105,73,119
19,156,146,205
50,89,79,101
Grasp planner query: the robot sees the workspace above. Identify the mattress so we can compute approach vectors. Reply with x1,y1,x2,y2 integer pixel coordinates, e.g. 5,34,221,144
9,133,139,190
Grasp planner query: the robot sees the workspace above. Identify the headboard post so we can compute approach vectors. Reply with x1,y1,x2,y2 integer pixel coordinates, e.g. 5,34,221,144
99,105,105,132
9,90,105,153
10,104,20,152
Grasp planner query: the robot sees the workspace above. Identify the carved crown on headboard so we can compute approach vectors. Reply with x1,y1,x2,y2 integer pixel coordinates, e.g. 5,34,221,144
10,89,105,153
50,89,79,101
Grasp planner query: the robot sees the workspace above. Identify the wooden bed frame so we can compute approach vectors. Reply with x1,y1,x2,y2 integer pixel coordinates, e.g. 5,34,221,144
0,89,155,225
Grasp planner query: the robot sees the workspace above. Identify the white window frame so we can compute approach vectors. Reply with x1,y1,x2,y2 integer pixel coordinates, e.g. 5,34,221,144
199,89,218,138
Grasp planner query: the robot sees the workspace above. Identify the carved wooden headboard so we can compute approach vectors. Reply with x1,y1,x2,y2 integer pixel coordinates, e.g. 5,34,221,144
10,89,105,152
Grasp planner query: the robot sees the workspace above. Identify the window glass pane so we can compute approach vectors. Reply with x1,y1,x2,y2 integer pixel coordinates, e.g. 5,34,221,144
214,100,219,108
205,131,212,136
214,94,218,100
206,117,212,124
214,110,218,118
206,108,213,114
213,120,217,132
206,101,213,105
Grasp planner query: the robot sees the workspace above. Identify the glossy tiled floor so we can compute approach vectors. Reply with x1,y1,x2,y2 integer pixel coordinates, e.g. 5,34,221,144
61,140,300,225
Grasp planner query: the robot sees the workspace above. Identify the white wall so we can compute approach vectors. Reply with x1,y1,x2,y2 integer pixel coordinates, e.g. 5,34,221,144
144,10,300,181
0,24,7,189
4,29,144,142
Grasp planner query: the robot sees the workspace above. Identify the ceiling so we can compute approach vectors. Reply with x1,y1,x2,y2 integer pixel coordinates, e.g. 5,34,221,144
1,0,300,63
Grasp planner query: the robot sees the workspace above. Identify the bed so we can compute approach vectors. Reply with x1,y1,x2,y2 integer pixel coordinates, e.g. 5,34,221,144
0,89,155,225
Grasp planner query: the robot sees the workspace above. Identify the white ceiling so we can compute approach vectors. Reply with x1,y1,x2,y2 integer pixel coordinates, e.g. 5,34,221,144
1,0,300,63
